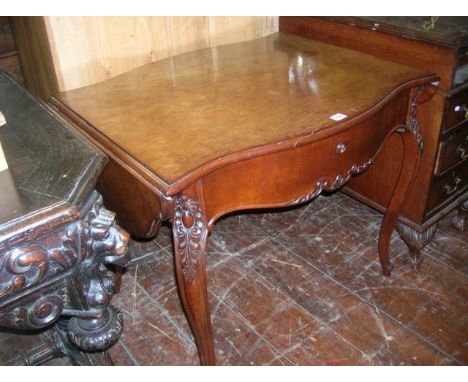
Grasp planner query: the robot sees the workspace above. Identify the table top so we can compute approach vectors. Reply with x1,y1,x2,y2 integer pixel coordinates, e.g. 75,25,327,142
0,73,106,233
54,33,434,189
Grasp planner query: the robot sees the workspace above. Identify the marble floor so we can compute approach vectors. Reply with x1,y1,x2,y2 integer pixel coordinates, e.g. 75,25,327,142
1,192,467,365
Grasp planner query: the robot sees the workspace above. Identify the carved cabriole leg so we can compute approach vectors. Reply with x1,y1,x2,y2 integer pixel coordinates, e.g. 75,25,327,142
378,129,420,275
451,200,467,231
378,129,421,273
395,222,438,269
171,194,215,366
377,86,427,276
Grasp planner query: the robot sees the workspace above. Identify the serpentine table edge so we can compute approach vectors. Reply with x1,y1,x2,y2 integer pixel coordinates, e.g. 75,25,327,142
48,34,439,365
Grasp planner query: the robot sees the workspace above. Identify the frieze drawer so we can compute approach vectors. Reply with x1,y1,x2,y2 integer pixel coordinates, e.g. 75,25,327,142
426,160,468,216
435,122,468,175
444,90,468,132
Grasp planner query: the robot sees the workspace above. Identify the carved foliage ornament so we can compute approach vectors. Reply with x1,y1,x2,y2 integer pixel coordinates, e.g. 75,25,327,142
408,86,425,152
294,158,374,204
293,89,426,207
174,195,207,284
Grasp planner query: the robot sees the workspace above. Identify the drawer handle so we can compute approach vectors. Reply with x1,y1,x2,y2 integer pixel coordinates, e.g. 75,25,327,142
457,145,468,161
454,104,468,119
443,174,462,195
336,142,347,155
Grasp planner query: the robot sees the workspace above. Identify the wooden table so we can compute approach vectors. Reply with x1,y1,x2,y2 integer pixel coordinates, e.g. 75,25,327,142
280,16,468,268
0,72,129,365
50,33,438,365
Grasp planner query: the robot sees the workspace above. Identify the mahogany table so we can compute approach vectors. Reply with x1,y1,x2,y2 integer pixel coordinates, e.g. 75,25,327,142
50,33,438,365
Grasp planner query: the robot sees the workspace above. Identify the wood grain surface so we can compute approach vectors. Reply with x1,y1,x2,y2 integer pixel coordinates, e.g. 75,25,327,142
11,16,278,98
54,33,433,188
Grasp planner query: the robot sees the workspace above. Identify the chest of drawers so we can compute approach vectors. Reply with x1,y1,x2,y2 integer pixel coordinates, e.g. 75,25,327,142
280,16,468,268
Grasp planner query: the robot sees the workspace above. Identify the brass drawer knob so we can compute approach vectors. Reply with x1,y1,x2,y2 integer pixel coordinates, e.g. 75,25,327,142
336,142,347,155
454,104,468,119
457,145,468,161
443,173,462,195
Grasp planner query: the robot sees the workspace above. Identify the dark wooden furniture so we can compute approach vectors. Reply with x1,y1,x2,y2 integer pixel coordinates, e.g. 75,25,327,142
0,72,129,365
280,16,468,268
49,33,437,365
0,17,23,84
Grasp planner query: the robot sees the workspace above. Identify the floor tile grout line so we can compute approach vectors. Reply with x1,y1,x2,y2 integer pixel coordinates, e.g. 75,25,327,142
129,251,155,264
127,221,423,363
120,195,465,366
206,290,295,366
423,246,468,277
134,282,199,349
430,226,468,246
269,236,463,365
329,193,467,268
235,257,381,363
117,340,141,366
124,265,295,365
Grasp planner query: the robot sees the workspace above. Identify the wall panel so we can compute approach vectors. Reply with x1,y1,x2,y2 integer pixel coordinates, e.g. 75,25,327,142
12,16,278,98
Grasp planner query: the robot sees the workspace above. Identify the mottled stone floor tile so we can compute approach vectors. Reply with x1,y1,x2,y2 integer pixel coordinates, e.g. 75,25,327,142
124,248,176,300
424,223,468,274
209,293,291,365
240,239,364,324
108,341,137,366
210,213,272,256
282,323,374,365
1,191,466,366
328,303,458,365
208,259,324,351
117,293,200,366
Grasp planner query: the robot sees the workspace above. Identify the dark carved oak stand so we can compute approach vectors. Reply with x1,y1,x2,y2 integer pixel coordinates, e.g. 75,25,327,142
0,73,129,365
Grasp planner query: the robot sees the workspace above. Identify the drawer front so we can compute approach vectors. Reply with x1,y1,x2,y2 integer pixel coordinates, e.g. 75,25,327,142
435,122,468,175
454,48,468,88
426,161,468,215
445,90,468,131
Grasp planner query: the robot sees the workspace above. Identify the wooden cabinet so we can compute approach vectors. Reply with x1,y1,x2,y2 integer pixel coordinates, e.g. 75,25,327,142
0,17,23,84
280,16,468,267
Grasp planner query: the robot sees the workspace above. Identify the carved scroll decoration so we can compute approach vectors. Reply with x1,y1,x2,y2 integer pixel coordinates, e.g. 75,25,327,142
0,191,129,350
0,294,64,330
408,86,425,152
294,158,374,204
0,225,82,300
174,195,207,285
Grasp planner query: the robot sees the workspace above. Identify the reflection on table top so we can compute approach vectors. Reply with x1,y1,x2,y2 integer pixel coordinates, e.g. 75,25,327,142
56,33,433,185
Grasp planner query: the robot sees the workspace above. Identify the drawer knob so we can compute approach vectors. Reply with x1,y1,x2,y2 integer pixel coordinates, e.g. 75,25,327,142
454,104,468,119
336,142,347,155
443,173,462,195
457,145,468,161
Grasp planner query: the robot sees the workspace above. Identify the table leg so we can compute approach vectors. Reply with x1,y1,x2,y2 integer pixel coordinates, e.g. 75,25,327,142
395,221,438,269
172,194,216,366
378,126,421,276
